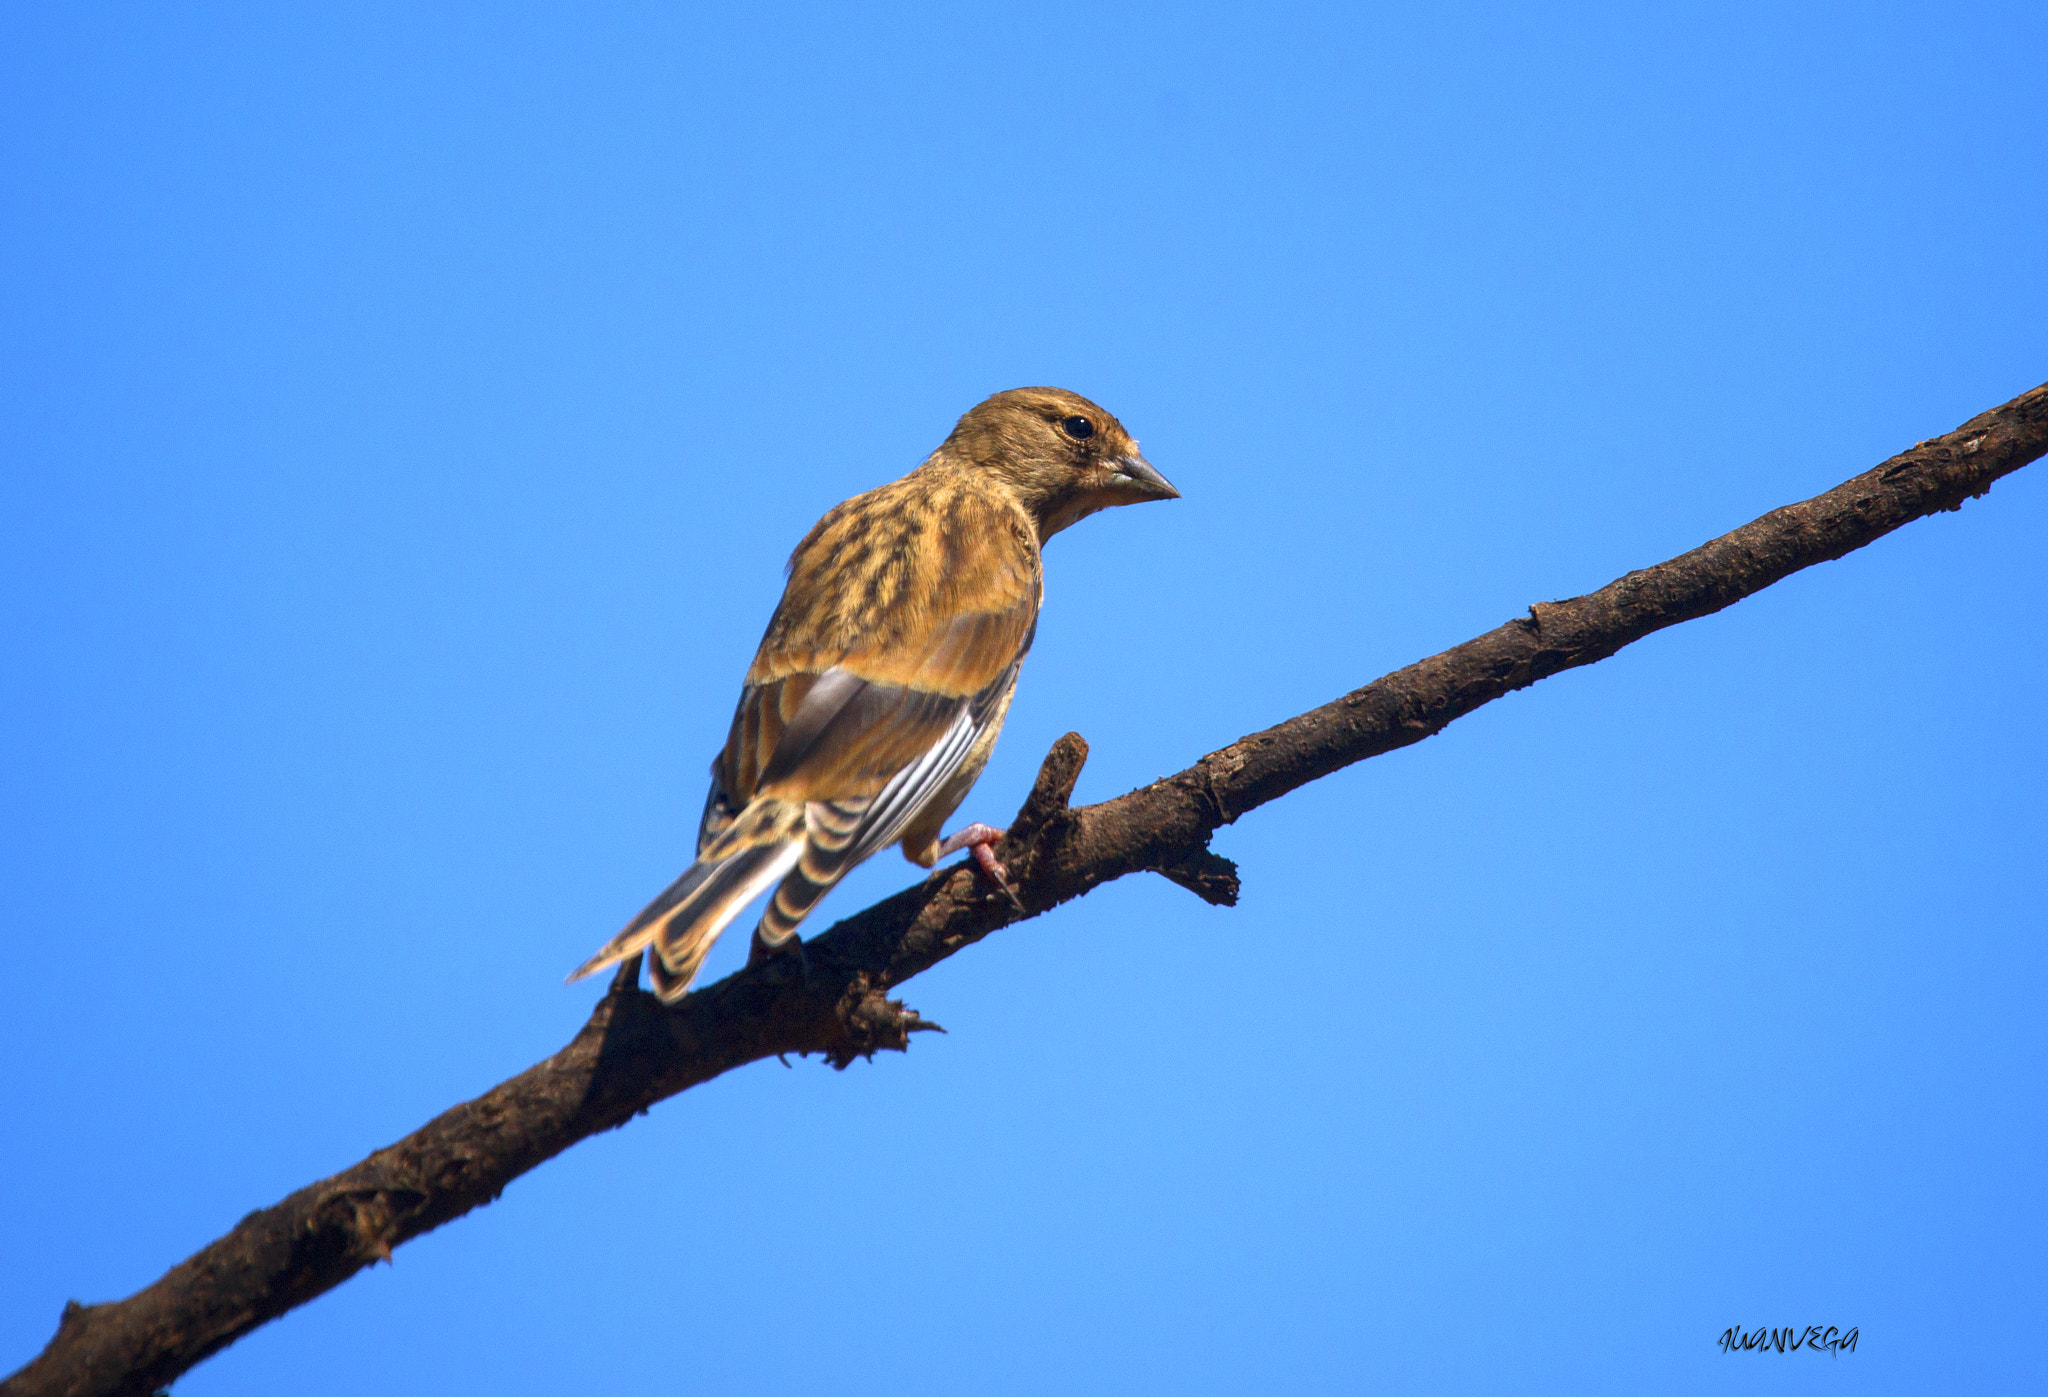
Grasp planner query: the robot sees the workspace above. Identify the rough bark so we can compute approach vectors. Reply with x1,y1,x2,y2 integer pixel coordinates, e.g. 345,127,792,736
8,380,2045,1397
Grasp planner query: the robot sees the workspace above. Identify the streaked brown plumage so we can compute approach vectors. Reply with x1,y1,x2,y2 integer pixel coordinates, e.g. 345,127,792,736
570,387,1179,1001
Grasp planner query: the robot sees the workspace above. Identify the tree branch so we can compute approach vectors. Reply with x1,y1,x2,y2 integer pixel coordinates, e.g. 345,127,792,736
8,380,2045,1397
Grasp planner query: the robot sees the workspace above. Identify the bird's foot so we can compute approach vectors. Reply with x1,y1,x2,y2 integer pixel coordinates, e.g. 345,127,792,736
937,823,1023,910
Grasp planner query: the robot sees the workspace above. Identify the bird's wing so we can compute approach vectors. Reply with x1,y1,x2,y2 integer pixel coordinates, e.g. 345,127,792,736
577,479,1041,999
705,480,1039,866
694,759,743,856
572,612,1026,999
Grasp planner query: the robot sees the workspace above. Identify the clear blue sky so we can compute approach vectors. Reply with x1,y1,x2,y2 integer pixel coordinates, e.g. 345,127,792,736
3,3,2044,1392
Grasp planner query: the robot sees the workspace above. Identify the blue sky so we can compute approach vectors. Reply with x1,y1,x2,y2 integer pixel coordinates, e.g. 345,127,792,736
3,2,2044,1392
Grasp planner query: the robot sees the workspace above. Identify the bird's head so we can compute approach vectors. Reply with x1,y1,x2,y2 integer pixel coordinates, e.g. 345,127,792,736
938,387,1179,540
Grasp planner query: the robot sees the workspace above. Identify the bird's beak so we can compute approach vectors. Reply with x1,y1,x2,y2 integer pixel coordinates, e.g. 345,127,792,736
1110,454,1180,500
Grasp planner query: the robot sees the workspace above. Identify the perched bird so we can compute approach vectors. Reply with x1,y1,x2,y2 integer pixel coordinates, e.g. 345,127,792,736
570,387,1179,1001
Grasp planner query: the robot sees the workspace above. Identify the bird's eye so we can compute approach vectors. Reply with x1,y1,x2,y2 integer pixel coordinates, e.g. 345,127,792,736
1060,415,1095,441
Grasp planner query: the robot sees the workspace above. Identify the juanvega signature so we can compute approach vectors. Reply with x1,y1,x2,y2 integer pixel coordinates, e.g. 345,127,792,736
1719,1325,1858,1355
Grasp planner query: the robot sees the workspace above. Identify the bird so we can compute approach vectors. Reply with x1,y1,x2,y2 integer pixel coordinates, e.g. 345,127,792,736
569,387,1180,1002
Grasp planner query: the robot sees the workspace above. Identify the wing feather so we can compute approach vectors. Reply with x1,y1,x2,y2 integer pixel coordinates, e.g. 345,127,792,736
757,656,1022,947
581,471,1045,1002
705,477,1039,829
700,474,1041,951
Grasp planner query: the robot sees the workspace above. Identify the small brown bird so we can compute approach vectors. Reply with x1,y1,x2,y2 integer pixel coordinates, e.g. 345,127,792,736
570,387,1179,1001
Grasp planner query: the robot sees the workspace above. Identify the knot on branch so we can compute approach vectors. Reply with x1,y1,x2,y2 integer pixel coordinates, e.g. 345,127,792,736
825,972,944,1070
1009,733,1088,845
1151,844,1241,907
312,1187,425,1268
995,733,1090,898
1521,598,1580,634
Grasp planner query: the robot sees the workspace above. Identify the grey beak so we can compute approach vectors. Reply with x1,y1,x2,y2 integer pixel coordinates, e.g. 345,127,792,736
1112,454,1180,500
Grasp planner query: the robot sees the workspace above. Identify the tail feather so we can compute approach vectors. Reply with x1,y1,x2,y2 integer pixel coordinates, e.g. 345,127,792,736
752,793,881,948
756,860,840,948
570,838,803,1001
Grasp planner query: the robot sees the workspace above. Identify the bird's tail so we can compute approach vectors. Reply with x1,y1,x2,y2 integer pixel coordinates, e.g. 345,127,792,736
570,813,805,1002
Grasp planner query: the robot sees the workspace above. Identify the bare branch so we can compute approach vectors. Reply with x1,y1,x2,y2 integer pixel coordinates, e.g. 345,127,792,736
8,380,2044,1397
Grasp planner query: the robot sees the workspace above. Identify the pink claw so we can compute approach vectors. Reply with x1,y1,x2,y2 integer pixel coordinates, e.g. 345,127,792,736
936,823,1022,907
